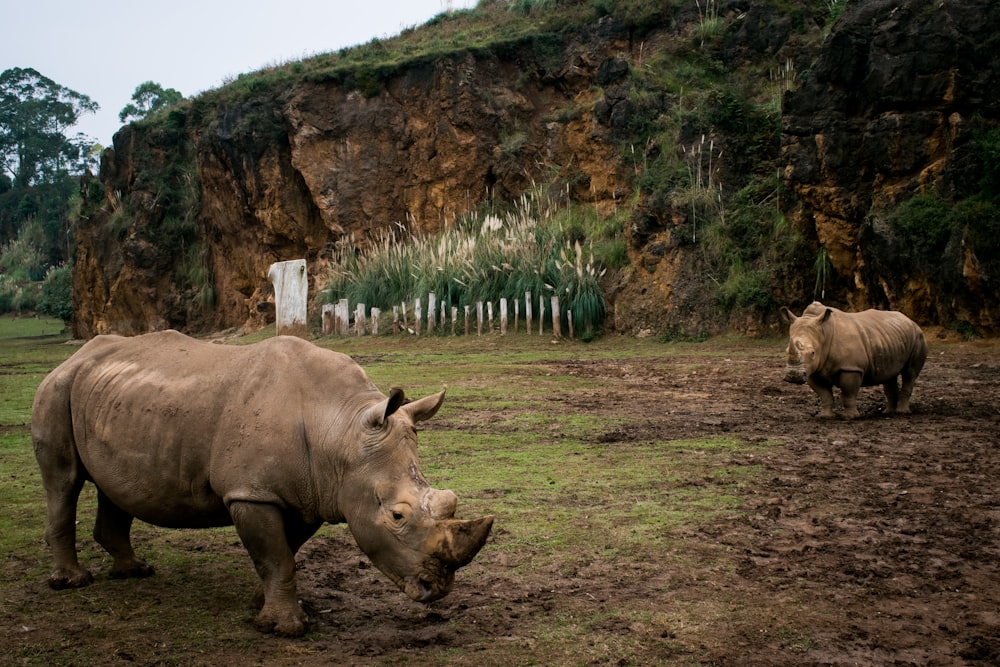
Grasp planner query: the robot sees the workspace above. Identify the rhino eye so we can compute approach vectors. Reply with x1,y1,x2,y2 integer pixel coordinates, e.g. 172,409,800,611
391,510,405,522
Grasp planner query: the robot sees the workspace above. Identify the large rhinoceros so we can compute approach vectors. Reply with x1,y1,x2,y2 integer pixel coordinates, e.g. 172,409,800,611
779,302,927,419
31,330,493,636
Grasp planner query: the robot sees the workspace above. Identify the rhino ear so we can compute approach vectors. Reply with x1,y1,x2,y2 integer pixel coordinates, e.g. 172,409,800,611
820,308,833,324
779,306,797,325
365,387,406,428
400,389,446,424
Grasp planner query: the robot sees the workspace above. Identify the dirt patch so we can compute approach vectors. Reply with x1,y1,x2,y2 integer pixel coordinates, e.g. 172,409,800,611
4,336,999,665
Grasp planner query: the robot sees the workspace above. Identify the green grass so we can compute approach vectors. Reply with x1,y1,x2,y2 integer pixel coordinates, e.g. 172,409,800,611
0,317,74,426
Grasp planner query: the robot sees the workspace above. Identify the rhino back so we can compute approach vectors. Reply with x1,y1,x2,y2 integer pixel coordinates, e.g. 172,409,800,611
43,331,378,528
828,310,926,385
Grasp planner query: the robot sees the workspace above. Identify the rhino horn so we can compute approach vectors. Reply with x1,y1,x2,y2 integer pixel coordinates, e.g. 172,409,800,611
425,488,458,520
433,516,494,568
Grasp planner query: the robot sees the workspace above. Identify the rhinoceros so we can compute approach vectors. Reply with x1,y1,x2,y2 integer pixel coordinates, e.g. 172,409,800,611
779,302,928,419
31,330,493,636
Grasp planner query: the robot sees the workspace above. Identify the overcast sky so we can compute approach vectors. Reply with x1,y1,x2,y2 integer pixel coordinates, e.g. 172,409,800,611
3,1,476,147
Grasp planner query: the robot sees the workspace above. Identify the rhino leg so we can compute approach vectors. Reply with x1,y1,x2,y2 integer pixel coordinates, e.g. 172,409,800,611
42,475,94,589
897,362,923,415
807,376,837,419
230,501,308,637
839,372,862,419
34,417,93,589
883,378,901,414
93,490,155,579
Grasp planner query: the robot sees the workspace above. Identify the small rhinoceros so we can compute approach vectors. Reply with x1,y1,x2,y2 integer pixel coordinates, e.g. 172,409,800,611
31,331,493,636
779,302,928,419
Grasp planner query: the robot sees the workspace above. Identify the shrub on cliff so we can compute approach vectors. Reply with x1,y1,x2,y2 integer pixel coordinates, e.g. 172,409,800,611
886,194,952,261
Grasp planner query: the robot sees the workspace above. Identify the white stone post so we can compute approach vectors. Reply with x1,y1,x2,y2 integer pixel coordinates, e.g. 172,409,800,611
321,303,335,335
550,296,561,338
525,291,533,334
355,303,366,336
267,259,308,338
336,299,349,335
427,292,436,334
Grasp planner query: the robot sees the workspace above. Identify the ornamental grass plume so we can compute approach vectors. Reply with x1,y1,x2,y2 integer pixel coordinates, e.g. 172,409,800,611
321,192,610,332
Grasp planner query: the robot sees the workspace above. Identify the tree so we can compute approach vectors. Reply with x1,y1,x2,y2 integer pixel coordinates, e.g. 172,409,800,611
0,67,99,189
119,81,183,124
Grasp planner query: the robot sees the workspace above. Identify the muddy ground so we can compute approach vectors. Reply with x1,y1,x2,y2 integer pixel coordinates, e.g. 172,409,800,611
299,335,1000,665
4,333,999,665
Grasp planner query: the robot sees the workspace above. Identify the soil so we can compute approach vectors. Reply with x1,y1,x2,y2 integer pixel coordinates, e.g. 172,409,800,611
4,333,999,666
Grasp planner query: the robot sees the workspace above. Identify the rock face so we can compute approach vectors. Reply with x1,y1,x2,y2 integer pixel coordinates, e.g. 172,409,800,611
74,1,1000,338
76,30,632,337
782,0,1000,330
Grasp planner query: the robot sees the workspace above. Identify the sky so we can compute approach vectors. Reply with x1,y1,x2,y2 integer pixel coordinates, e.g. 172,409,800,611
3,0,477,147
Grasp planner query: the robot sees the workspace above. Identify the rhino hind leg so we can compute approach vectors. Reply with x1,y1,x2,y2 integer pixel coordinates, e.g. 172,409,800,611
230,501,309,637
93,490,155,579
896,356,924,415
838,372,863,420
882,378,901,414
897,337,928,415
35,426,93,589
43,477,95,590
897,373,917,414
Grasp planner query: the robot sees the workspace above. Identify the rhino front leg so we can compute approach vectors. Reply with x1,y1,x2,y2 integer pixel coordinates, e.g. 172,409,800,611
93,490,155,579
230,501,308,637
807,377,837,419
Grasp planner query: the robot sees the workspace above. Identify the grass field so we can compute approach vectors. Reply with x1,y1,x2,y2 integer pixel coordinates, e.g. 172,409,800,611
7,320,994,665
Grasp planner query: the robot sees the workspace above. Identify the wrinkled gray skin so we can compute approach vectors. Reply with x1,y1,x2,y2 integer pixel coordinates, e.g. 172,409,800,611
32,331,493,636
780,302,928,419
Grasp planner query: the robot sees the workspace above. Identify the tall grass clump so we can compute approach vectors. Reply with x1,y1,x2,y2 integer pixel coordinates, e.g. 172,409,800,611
693,0,723,46
322,193,609,333
674,134,725,243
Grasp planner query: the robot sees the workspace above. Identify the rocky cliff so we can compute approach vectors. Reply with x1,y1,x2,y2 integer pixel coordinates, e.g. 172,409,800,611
74,0,1000,338
78,16,636,337
782,0,1000,331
